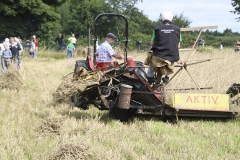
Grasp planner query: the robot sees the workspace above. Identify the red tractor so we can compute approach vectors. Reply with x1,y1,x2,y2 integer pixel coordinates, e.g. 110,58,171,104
70,13,237,122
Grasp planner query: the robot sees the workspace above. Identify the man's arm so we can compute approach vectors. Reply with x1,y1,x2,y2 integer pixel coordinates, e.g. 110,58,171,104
112,54,123,60
150,30,155,46
178,32,182,49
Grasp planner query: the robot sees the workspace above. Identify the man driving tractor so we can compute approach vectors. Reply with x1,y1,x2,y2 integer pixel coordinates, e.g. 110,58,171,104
96,33,123,62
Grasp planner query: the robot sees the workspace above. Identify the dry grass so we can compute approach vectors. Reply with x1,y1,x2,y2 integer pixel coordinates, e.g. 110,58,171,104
0,47,239,160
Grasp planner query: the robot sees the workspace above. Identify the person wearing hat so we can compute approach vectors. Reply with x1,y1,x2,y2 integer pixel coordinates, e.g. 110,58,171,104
68,34,77,47
146,11,181,86
0,38,9,57
96,33,123,62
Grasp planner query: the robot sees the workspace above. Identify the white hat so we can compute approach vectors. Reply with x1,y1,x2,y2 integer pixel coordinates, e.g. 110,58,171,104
3,38,9,46
162,11,173,21
14,37,19,42
72,34,75,36
4,38,9,44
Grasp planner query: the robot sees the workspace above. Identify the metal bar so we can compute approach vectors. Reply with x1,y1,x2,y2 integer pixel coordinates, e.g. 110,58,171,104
186,43,198,62
130,105,157,109
180,26,218,31
88,28,91,57
166,87,213,91
165,67,182,86
176,108,237,113
186,58,223,66
184,68,202,93
132,91,162,94
94,13,129,63
174,64,184,67
125,66,149,68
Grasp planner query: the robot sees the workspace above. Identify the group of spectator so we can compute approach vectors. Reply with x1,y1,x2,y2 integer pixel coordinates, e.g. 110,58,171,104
0,37,23,72
0,35,39,72
24,35,38,58
54,33,77,58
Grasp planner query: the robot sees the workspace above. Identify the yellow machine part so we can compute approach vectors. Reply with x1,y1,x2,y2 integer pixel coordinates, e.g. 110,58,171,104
172,93,230,111
76,67,88,77
75,67,100,80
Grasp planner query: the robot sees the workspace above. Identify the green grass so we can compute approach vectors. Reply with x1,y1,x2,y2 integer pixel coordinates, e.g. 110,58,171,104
0,47,239,159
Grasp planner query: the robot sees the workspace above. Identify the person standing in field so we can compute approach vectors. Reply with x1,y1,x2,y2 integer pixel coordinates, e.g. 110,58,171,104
30,39,36,59
18,36,22,45
66,42,75,58
2,43,12,69
145,11,181,86
68,34,77,47
197,37,204,47
55,34,64,51
9,37,21,63
32,35,39,56
14,37,23,69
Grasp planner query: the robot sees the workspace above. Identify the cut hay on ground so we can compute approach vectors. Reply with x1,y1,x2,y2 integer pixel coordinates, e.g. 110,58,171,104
53,73,101,102
36,118,66,136
48,142,89,160
0,69,25,89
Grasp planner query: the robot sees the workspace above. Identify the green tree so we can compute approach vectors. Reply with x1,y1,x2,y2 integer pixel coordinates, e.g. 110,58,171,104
223,28,233,36
231,0,240,21
0,0,66,43
64,0,147,47
62,0,109,45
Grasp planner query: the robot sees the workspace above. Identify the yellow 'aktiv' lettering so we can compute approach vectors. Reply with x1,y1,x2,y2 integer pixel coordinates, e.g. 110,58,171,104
186,95,219,104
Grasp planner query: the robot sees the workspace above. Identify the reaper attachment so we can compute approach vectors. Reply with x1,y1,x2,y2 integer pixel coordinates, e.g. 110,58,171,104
166,26,219,92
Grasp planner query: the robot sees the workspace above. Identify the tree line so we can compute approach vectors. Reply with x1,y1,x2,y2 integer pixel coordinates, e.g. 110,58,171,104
0,0,239,50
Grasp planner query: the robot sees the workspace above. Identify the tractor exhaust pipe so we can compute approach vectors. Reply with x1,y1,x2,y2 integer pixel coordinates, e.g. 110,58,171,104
114,84,132,122
118,84,132,109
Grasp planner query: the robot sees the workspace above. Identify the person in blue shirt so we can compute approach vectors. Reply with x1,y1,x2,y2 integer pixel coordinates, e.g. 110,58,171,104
2,44,12,69
96,33,123,62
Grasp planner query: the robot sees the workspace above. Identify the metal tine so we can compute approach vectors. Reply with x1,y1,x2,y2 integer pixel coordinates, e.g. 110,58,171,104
184,68,202,93
165,67,183,86
185,28,203,62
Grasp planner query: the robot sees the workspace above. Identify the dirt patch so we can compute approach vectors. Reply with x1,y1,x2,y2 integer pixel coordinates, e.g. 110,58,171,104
48,142,89,160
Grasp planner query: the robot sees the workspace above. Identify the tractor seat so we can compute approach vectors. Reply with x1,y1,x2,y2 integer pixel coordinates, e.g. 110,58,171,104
96,62,111,71
96,61,119,71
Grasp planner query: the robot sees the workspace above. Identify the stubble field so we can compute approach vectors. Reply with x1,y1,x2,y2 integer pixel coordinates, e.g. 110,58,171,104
0,47,239,160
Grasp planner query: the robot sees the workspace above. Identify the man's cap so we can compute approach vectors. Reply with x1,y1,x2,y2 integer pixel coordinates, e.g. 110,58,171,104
162,11,173,21
72,34,75,36
106,33,117,39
